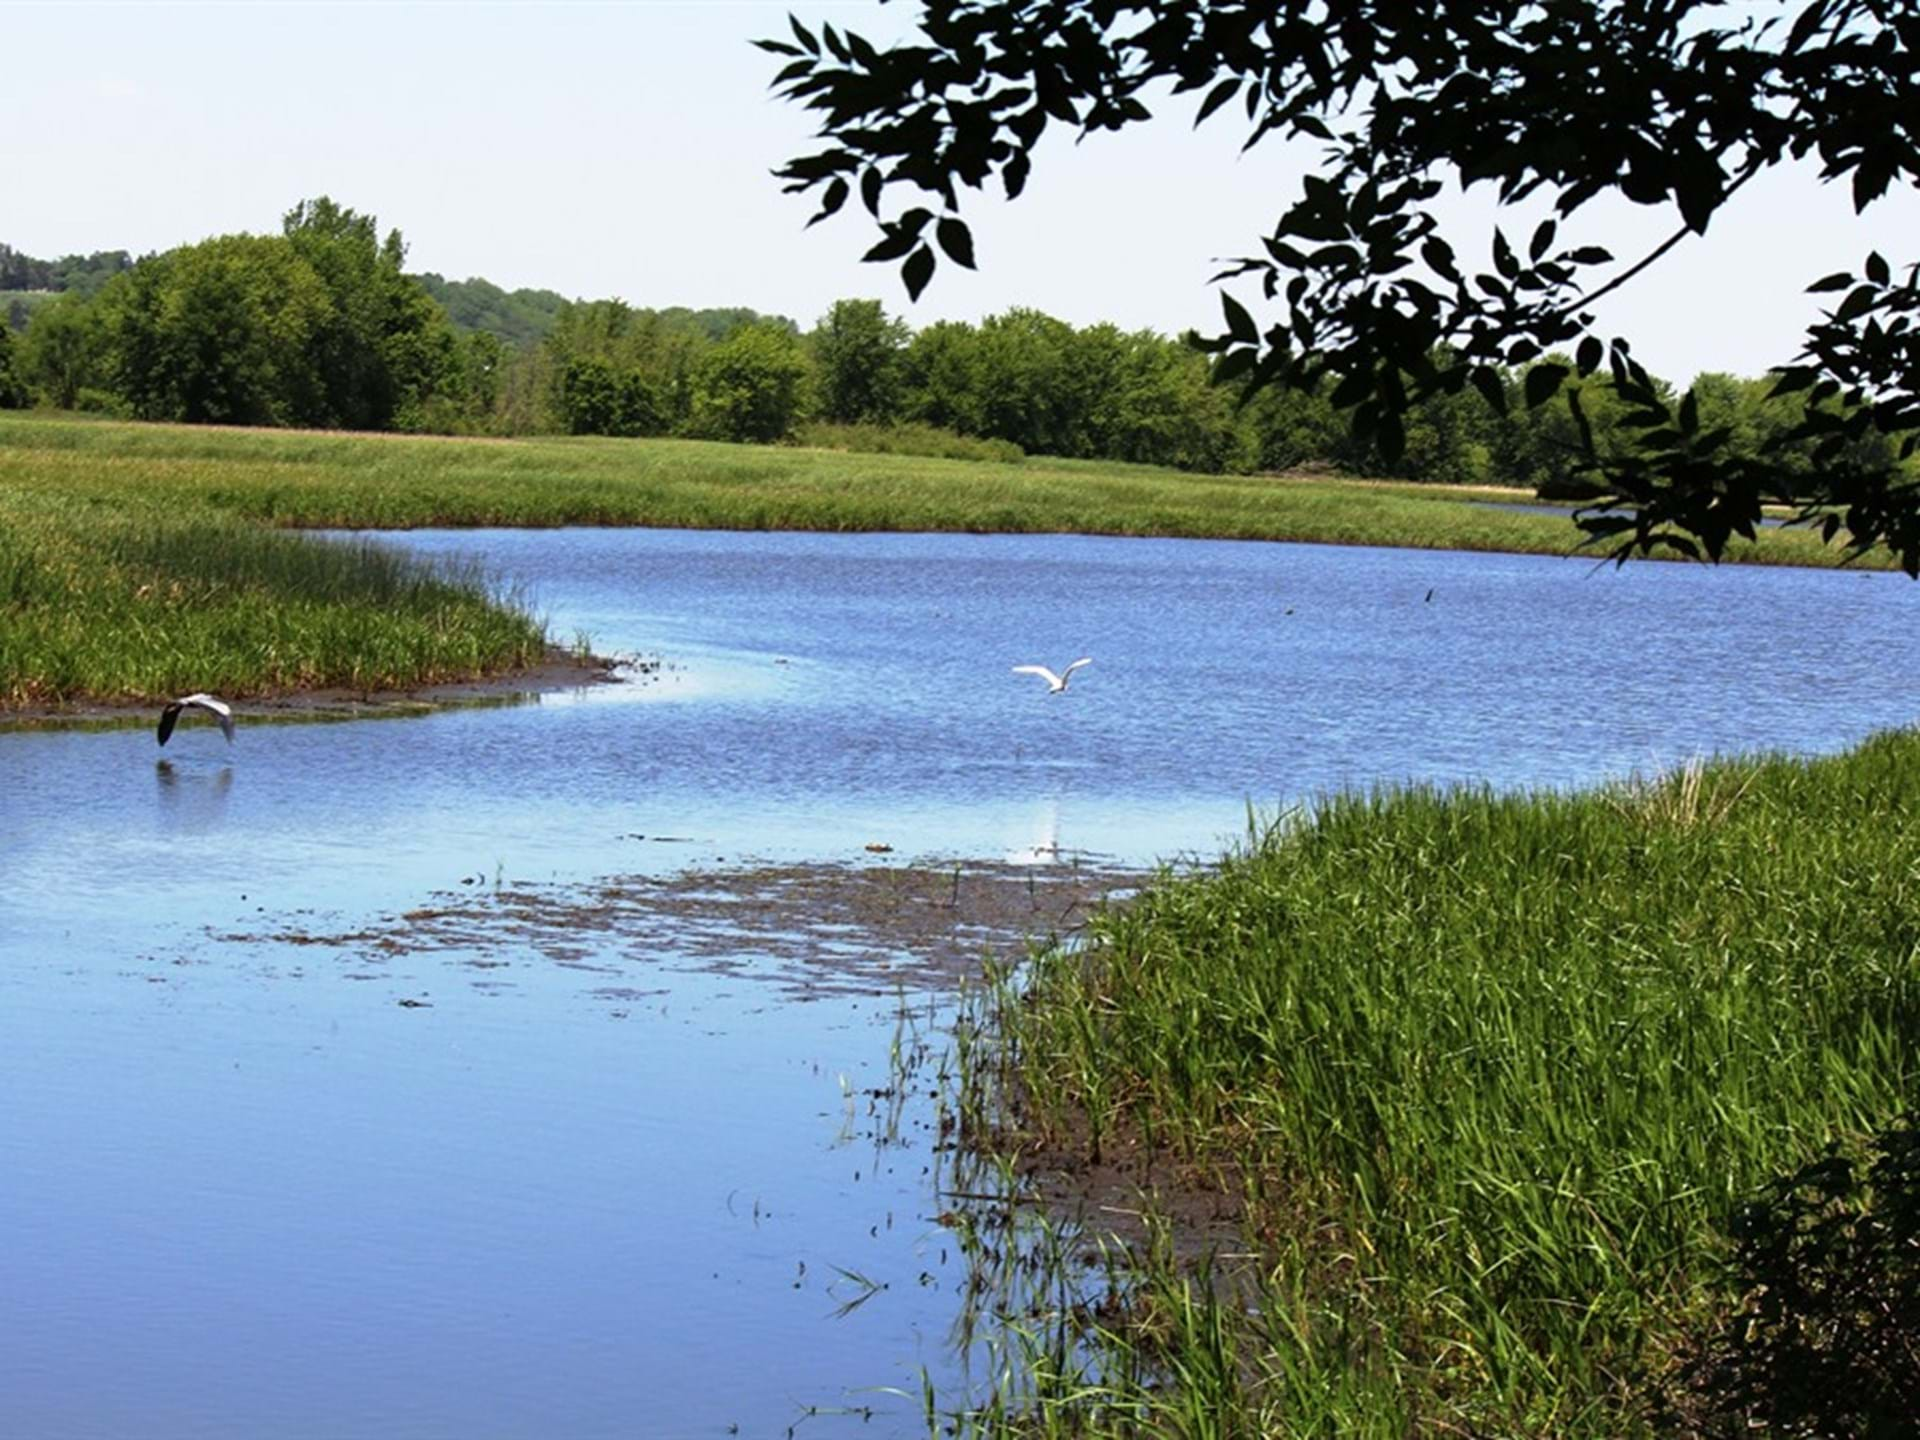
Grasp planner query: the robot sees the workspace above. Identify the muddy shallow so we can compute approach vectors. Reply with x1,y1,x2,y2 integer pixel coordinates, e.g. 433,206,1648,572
215,855,1149,998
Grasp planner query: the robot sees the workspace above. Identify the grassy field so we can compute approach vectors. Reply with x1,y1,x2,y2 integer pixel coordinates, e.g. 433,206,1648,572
934,736,1920,1436
0,410,1881,707
0,410,1871,560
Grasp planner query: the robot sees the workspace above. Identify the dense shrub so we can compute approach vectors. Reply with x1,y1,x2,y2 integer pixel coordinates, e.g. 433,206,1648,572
1668,1113,1920,1436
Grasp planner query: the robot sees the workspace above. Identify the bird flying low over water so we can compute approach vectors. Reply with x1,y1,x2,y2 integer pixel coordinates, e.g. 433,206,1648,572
157,693,235,746
1012,658,1092,693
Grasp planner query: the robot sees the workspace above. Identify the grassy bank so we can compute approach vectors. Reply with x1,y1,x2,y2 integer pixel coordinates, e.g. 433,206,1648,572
943,734,1920,1435
0,410,1874,564
0,489,546,706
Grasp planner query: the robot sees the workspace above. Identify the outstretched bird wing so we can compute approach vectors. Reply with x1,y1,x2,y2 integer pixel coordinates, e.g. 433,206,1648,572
1062,657,1093,678
1011,665,1062,687
158,693,235,746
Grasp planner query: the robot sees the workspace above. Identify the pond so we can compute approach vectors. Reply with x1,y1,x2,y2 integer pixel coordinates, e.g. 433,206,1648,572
5,527,1918,1438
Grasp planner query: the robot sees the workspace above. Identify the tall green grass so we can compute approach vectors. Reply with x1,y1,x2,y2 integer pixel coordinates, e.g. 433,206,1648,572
0,490,545,705
947,737,1920,1435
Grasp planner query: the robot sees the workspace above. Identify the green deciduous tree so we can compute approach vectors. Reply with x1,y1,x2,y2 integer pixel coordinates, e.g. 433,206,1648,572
96,234,334,426
689,322,816,442
810,297,909,423
17,293,101,410
282,197,463,430
557,356,665,437
65,199,463,430
766,1,1920,571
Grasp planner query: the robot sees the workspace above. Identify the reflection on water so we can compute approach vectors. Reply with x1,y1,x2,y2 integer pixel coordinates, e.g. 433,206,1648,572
154,759,234,831
6,527,1920,1438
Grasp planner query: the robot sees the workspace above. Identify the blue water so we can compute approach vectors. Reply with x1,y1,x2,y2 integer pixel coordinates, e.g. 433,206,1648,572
5,528,1918,1438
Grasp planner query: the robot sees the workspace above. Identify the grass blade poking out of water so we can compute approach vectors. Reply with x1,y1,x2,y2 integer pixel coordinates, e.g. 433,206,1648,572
940,734,1920,1435
0,492,546,705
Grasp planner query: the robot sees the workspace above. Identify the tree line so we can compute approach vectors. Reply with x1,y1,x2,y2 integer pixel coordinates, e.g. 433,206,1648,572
0,200,1894,490
0,243,130,298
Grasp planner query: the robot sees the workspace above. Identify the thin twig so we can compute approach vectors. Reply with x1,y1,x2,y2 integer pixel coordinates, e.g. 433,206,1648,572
1562,161,1762,317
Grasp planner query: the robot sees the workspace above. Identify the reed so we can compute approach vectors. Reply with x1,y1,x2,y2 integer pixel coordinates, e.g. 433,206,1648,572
938,734,1920,1434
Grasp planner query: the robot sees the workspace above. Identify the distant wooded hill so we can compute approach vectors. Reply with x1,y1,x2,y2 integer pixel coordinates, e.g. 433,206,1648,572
3,241,789,352
414,273,796,349
410,274,569,348
0,244,132,298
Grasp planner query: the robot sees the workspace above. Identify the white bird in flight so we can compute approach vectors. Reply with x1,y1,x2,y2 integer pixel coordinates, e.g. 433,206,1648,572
1011,658,1092,693
157,693,235,746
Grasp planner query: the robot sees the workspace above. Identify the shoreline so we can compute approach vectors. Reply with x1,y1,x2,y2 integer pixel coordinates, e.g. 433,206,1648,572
0,646,628,731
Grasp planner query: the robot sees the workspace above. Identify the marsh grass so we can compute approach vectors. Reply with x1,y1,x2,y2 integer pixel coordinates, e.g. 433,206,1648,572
0,490,545,705
0,411,1880,566
935,735,1920,1435
795,419,1028,465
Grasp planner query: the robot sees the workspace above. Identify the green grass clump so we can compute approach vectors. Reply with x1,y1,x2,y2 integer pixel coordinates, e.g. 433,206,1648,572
794,419,1028,465
0,490,545,705
953,736,1920,1435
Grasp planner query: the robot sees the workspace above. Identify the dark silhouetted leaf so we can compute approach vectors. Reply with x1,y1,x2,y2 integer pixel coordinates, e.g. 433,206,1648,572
1786,1,1830,52
1529,218,1557,262
1421,236,1460,282
1329,366,1375,408
1672,143,1724,233
1196,77,1241,126
1525,363,1568,409
862,228,920,263
1470,366,1507,415
1374,408,1405,463
1221,291,1257,344
1834,285,1879,323
1762,366,1812,398
1568,387,1596,453
1493,228,1518,279
809,177,850,227
936,217,977,269
901,244,935,300
1211,348,1257,385
1004,151,1031,199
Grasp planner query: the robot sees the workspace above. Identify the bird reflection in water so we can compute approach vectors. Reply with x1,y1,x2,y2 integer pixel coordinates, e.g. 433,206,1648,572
1008,793,1064,866
155,758,234,831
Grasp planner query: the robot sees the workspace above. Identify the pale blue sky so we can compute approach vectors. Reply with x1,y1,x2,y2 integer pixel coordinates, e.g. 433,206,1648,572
5,0,1914,384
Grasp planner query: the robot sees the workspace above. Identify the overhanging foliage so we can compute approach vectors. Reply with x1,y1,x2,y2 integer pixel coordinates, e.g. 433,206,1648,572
767,1,1920,571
